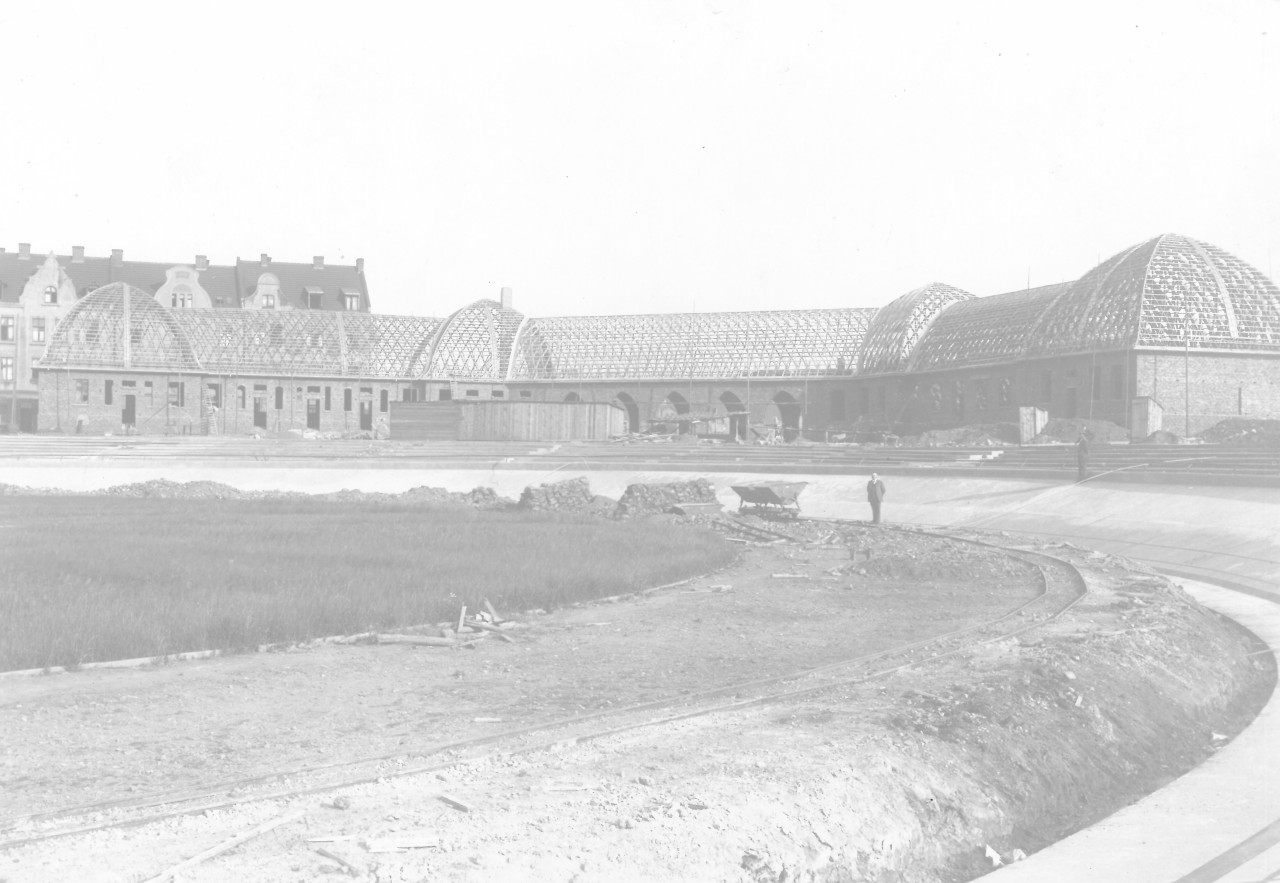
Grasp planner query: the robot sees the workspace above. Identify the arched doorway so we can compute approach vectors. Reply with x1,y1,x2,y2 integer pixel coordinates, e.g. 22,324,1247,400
615,392,641,433
665,391,692,435
772,391,802,442
720,391,748,441
564,391,581,403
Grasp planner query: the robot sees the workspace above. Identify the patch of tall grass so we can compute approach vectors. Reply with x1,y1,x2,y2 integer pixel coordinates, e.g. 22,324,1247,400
0,498,733,671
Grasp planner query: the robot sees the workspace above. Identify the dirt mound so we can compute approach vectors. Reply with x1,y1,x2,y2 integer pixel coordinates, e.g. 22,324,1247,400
1032,417,1130,444
0,480,518,509
101,478,247,499
1134,429,1186,445
899,423,1019,448
1197,417,1280,447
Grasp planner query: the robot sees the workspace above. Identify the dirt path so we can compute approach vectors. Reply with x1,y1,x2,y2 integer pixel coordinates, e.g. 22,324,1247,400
0,525,1271,883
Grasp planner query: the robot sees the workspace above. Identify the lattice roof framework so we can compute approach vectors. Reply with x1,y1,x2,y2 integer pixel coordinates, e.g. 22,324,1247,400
41,283,443,379
908,284,1071,372
40,283,201,371
508,309,875,380
1027,234,1280,355
857,282,975,375
422,299,525,381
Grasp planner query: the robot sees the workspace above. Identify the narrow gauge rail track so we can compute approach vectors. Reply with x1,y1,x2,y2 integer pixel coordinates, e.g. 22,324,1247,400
0,521,1088,852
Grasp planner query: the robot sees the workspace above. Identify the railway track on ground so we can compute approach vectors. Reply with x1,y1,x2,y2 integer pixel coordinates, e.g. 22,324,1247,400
0,520,1088,852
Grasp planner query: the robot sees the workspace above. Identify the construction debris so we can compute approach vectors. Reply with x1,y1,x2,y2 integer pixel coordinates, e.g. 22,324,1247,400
140,809,307,882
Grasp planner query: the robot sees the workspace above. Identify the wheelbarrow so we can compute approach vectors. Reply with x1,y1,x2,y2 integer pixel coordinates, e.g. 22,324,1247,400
730,481,808,519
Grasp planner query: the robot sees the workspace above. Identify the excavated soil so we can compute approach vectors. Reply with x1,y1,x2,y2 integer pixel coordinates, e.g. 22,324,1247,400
0,519,1272,883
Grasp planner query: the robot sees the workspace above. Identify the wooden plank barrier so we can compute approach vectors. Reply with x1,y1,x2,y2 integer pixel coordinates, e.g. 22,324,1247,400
390,401,624,442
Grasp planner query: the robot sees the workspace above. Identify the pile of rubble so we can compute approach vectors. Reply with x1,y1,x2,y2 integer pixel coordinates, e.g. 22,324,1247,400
898,423,1019,447
614,478,720,519
1197,417,1280,447
1032,417,1130,443
518,477,614,515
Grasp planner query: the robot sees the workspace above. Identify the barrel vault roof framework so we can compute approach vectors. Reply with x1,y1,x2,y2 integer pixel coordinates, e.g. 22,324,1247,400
508,309,876,381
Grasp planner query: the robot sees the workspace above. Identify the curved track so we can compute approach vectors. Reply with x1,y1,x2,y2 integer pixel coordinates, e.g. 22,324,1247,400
0,521,1088,852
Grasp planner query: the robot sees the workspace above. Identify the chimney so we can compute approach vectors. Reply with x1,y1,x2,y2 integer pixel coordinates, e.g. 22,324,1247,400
355,257,364,274
500,286,513,310
111,249,123,267
313,256,324,270
71,245,85,263
18,243,30,260
260,253,271,267
195,254,208,271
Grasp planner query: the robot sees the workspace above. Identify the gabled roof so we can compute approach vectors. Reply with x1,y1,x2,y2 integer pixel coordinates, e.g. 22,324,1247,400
235,258,367,311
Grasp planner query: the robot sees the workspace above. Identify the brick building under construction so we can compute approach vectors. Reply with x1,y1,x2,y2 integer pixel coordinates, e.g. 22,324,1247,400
13,233,1280,439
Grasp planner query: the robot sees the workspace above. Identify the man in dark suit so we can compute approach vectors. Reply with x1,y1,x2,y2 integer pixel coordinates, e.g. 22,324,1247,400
1076,431,1091,483
866,472,886,524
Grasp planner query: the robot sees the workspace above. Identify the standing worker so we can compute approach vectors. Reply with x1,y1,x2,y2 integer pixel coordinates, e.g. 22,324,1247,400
1075,431,1091,483
866,472,886,524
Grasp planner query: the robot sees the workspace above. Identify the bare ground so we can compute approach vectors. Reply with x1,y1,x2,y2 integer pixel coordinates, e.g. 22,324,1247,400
0,521,1271,883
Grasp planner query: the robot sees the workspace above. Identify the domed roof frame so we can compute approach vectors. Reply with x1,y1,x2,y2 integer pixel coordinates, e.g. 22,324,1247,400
40,282,202,371
857,282,974,375
420,298,525,381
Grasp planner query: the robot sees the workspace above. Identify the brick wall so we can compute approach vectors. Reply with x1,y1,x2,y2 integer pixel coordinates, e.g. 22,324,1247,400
37,370,413,436
1135,350,1280,436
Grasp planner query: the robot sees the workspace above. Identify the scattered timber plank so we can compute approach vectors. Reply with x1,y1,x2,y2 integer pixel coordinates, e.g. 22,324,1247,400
375,634,459,647
467,620,515,642
437,794,471,812
314,846,362,876
483,598,502,622
364,835,439,853
456,605,467,637
771,573,809,580
141,809,307,882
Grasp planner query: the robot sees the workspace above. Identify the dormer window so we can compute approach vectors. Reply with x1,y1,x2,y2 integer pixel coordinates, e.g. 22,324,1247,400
344,293,360,311
43,285,58,304
263,294,276,309
171,285,193,308
306,287,324,309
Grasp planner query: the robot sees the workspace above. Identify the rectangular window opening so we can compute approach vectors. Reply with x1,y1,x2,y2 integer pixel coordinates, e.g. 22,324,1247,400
105,379,114,405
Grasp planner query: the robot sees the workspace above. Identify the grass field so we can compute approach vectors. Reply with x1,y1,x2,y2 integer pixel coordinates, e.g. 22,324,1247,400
0,497,734,671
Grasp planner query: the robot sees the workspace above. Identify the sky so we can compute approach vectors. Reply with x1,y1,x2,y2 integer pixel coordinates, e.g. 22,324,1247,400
0,1,1276,319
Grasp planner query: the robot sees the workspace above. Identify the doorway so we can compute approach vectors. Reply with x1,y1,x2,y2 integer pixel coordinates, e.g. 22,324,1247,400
253,398,267,429
772,391,802,442
18,402,37,433
307,399,320,430
359,400,373,431
121,395,136,428
720,391,747,441
615,392,641,433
